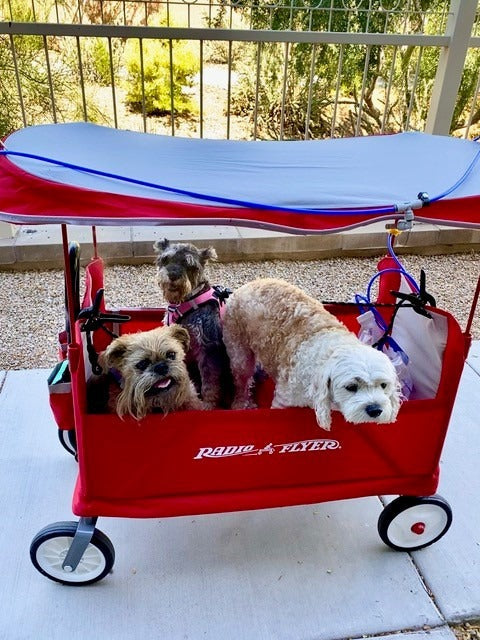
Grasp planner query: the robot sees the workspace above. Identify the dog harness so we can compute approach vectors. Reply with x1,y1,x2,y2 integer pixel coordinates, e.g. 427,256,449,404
166,285,231,326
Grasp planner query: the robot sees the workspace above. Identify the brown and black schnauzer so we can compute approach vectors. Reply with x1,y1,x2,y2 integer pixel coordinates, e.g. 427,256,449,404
154,238,233,409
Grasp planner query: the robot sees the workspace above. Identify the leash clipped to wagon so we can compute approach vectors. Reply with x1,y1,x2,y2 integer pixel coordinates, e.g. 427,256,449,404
78,288,130,375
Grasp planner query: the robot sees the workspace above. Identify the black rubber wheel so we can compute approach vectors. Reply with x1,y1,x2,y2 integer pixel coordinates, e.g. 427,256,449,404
378,494,452,551
57,428,77,458
30,521,115,585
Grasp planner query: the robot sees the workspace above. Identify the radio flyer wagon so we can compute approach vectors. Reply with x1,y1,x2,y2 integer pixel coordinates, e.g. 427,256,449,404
1,122,479,585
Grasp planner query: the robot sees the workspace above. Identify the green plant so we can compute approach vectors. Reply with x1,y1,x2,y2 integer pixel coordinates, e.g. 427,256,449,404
124,37,199,116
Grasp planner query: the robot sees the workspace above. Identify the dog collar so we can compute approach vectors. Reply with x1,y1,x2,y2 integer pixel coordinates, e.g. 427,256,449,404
166,285,230,325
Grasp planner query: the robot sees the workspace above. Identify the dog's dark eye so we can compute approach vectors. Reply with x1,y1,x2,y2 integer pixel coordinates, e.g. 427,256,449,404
381,382,387,389
166,351,176,360
345,383,358,393
135,359,150,371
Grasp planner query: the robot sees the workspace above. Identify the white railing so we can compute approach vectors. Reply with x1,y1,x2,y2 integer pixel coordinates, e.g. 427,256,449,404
1,0,480,140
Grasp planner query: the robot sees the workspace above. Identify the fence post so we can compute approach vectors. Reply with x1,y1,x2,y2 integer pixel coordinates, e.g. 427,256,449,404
425,0,478,136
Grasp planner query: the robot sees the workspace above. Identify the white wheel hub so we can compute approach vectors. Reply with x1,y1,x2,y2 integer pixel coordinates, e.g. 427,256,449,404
35,536,106,583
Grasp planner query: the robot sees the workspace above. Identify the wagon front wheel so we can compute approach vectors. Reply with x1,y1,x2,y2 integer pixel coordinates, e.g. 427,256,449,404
30,521,115,585
378,495,452,552
57,428,77,457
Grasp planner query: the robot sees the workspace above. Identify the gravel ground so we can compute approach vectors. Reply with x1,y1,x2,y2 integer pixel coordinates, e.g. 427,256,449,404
454,624,480,640
1,251,479,371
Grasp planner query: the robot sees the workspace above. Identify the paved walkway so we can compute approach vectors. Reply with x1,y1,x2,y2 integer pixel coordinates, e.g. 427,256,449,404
0,342,479,640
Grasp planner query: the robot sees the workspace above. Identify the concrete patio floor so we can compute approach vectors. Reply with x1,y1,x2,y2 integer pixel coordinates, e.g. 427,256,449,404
0,343,479,640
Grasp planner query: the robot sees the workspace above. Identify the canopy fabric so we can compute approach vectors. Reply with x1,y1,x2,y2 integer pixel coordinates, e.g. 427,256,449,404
1,122,480,232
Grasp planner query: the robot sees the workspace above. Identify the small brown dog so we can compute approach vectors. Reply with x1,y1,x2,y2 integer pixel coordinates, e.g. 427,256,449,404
92,325,204,419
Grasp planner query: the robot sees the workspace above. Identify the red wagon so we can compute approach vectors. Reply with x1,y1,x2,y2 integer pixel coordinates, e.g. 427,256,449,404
1,123,479,585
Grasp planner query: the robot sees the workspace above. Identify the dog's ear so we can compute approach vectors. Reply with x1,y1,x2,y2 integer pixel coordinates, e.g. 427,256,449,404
99,336,130,372
154,238,170,254
389,381,402,421
199,246,217,264
313,367,333,431
168,325,190,353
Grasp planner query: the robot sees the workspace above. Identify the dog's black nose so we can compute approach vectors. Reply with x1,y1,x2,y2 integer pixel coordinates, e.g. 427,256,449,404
365,404,383,418
166,264,183,280
153,361,169,376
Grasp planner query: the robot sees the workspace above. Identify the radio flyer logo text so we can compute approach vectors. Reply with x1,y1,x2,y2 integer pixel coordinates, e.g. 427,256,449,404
194,439,340,460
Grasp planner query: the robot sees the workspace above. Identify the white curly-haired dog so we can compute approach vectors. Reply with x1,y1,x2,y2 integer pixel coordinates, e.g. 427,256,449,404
222,278,401,430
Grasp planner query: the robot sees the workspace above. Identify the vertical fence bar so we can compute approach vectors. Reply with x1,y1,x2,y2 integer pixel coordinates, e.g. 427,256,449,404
253,41,261,141
381,45,397,134
9,34,27,127
108,37,118,128
226,40,233,140
169,39,175,135
402,0,411,34
463,67,480,139
365,0,373,34
43,35,57,123
76,36,88,121
327,0,334,32
280,42,289,140
305,43,317,140
289,0,294,30
355,45,371,136
199,39,204,139
139,38,147,132
405,46,423,131
331,43,344,137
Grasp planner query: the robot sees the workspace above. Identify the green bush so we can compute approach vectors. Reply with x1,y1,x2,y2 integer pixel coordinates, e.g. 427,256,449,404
124,38,199,116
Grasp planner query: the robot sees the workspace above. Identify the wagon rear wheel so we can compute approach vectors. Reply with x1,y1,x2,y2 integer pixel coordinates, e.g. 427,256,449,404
30,521,114,585
378,495,452,552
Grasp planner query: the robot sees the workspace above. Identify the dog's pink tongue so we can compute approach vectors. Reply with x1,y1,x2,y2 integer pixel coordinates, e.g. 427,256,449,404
155,378,171,389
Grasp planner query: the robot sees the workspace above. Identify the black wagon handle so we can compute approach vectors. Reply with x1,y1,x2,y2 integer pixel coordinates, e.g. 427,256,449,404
78,289,131,374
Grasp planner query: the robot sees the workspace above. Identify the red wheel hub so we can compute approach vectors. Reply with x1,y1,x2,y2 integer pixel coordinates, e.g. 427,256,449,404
411,522,426,535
